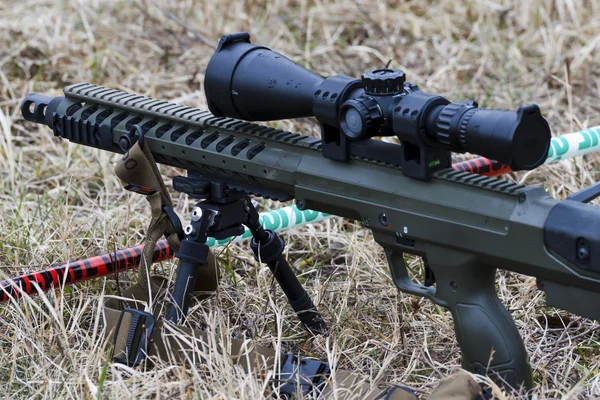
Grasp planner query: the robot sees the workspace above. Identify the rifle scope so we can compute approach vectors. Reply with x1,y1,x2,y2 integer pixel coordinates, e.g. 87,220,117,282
205,33,551,178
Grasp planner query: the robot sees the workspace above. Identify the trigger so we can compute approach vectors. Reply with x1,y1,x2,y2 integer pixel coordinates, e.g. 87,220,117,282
424,258,436,287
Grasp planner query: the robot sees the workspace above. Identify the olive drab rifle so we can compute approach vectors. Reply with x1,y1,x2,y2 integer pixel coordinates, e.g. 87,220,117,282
19,32,600,394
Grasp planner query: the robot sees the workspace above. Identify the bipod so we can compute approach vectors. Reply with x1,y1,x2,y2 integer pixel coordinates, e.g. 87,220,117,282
167,176,327,334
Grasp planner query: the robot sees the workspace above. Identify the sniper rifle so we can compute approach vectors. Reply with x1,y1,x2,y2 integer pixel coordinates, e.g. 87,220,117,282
20,32,600,393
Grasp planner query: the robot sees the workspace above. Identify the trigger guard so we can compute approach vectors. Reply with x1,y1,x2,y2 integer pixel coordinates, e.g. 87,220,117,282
385,248,447,307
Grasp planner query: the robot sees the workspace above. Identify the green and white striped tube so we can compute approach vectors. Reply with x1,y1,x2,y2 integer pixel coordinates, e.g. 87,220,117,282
207,205,331,248
545,126,600,163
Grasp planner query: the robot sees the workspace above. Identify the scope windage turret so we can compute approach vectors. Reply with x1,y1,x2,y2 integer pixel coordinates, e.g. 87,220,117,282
205,33,551,179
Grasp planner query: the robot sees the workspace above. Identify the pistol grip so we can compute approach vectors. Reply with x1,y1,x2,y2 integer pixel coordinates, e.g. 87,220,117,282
426,248,533,391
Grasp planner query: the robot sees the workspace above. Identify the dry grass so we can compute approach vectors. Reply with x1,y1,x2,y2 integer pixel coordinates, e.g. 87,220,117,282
1,0,600,398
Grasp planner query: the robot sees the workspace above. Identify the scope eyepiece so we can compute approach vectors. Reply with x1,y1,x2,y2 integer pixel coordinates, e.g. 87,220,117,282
426,102,551,170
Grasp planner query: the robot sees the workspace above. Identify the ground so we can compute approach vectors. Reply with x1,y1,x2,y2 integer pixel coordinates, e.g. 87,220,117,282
0,0,599,399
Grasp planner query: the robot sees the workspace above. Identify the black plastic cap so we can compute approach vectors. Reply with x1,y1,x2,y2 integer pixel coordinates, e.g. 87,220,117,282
338,97,383,140
426,101,551,171
204,33,265,119
462,104,551,170
509,105,552,170
204,32,324,121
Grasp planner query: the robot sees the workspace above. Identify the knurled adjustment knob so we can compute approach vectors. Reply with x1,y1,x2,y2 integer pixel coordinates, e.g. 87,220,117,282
339,97,383,141
457,101,478,151
434,100,478,150
435,102,464,148
362,69,406,96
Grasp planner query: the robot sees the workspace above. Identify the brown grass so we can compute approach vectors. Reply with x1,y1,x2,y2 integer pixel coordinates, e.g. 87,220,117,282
1,0,600,398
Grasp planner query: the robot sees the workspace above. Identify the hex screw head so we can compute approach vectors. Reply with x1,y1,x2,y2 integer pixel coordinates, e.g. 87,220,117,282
191,207,202,221
379,213,388,226
577,246,589,261
450,281,458,291
576,238,590,263
184,224,195,236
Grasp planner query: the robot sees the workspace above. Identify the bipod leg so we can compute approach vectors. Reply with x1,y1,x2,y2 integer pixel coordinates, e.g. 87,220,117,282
244,201,327,334
166,206,211,323
263,247,328,334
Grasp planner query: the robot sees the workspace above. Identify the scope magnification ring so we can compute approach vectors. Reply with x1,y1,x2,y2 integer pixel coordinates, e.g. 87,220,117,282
457,108,478,151
435,102,464,148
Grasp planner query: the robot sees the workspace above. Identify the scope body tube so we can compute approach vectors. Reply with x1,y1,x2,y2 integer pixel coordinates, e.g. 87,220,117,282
20,84,600,390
